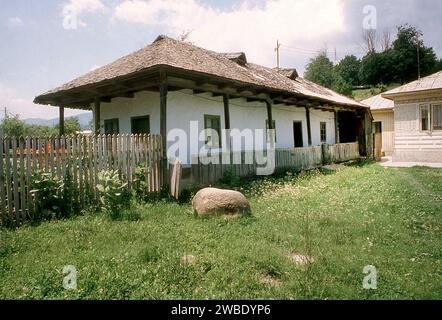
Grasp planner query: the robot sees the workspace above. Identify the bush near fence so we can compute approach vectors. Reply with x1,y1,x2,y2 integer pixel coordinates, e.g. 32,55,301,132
0,134,163,226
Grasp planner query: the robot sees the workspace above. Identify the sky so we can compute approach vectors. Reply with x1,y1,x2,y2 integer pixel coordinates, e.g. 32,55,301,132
1,0,441,120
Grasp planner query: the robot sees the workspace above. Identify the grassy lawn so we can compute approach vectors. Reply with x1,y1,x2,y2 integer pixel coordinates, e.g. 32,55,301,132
0,162,441,300
352,84,400,101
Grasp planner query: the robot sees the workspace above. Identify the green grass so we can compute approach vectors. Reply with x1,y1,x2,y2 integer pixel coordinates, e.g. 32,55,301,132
0,163,441,300
353,84,400,101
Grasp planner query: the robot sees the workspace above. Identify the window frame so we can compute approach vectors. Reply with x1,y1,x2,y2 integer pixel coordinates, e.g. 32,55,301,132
420,104,430,132
431,104,442,131
104,118,119,135
130,115,151,135
203,114,222,148
420,103,442,132
320,121,327,143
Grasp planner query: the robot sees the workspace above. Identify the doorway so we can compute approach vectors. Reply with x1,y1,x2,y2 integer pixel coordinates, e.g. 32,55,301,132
373,121,383,160
293,121,303,148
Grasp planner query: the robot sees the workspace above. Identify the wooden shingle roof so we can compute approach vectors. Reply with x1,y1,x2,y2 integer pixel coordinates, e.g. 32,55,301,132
35,35,366,109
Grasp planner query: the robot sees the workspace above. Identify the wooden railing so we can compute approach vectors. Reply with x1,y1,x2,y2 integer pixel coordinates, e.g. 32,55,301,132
0,134,163,225
190,142,360,186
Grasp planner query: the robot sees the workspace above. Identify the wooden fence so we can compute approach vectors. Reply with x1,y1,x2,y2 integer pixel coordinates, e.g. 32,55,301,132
0,134,163,225
190,142,360,186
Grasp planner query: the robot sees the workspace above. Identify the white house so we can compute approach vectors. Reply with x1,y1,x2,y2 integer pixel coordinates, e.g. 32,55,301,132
380,71,442,163
34,35,372,164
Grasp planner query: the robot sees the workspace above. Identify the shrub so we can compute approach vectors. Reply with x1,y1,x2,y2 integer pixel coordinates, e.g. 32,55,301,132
30,172,64,221
96,170,132,220
133,163,150,201
30,171,82,221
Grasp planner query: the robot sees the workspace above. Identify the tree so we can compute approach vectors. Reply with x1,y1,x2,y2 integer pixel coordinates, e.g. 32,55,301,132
362,29,377,53
359,51,396,86
55,117,81,135
335,55,361,87
392,24,438,83
25,125,57,137
304,52,335,88
1,114,26,137
332,74,353,97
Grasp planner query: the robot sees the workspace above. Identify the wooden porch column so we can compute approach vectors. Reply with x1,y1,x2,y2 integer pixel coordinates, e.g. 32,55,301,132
334,109,340,144
305,106,312,146
94,98,101,135
223,94,231,158
158,71,168,187
159,76,168,155
59,107,65,136
266,100,274,129
223,94,231,130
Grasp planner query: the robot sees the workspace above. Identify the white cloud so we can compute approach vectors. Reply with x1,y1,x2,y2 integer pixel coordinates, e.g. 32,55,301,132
113,0,346,68
5,17,24,28
63,0,106,13
62,0,107,28
0,84,85,120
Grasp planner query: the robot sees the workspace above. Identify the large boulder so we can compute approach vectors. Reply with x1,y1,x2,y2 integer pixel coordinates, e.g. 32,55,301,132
192,188,251,217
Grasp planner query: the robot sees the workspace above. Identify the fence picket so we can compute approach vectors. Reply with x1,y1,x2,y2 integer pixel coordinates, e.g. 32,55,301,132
19,138,26,220
0,139,5,223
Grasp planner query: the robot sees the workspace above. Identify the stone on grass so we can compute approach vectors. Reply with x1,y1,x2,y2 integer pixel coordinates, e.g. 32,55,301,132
192,188,251,217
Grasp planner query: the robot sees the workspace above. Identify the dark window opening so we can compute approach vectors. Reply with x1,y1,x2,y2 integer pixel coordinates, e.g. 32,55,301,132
131,116,150,135
204,115,221,148
320,122,327,143
293,121,303,148
104,118,119,135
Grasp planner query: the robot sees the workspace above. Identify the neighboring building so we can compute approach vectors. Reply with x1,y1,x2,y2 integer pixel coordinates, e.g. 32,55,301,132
381,71,442,163
362,94,395,156
34,35,372,164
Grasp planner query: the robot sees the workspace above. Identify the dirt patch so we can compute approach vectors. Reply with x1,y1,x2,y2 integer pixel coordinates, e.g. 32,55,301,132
181,255,197,265
259,275,283,287
287,253,315,266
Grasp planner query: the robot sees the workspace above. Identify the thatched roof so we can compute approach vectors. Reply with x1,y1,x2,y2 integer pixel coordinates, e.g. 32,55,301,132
383,70,442,99
362,94,394,111
35,35,366,109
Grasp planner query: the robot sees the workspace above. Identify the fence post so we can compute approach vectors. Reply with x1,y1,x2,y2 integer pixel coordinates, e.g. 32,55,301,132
321,143,331,165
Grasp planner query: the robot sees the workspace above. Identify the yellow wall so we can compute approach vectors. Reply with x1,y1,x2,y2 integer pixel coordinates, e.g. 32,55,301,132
372,110,394,155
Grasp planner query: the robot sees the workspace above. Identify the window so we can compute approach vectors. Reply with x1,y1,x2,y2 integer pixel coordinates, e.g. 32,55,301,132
432,104,442,131
421,104,442,131
104,118,119,135
131,116,150,135
320,122,327,143
266,119,277,142
204,115,221,148
293,121,303,148
421,105,429,131
373,121,382,134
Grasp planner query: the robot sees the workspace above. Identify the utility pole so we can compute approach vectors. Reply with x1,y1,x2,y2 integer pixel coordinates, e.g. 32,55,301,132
416,32,421,80
275,40,281,70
